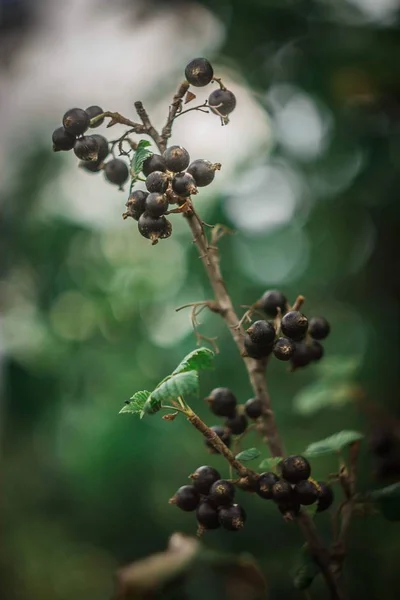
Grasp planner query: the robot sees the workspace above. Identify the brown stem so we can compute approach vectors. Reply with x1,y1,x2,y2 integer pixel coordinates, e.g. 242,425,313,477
160,81,190,151
134,101,164,149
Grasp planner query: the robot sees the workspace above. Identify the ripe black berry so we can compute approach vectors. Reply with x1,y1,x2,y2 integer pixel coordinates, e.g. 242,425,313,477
142,153,167,177
144,192,168,217
169,485,199,511
225,413,248,435
247,320,275,345
294,480,319,505
205,425,231,453
290,342,312,368
172,172,197,197
278,501,301,519
309,340,324,362
125,190,148,221
86,105,104,128
272,480,296,504
316,482,334,512
281,311,308,341
309,317,330,340
196,500,220,529
163,146,190,172
90,134,109,163
279,455,311,484
73,135,99,161
206,388,237,418
209,479,235,506
185,57,214,87
79,160,102,173
187,159,217,187
273,337,295,361
259,290,287,317
218,504,246,531
256,472,279,500
208,89,236,118
62,108,90,136
138,213,171,243
145,171,169,194
52,127,76,152
244,334,273,359
104,159,129,188
190,465,221,494
244,397,263,419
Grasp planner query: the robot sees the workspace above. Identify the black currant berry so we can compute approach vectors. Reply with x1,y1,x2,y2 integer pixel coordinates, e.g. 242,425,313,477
208,89,236,118
86,105,104,128
185,57,214,87
272,480,296,504
290,342,312,368
309,317,330,340
206,388,237,418
142,153,167,177
90,134,109,162
52,127,76,152
196,500,220,529
145,171,169,194
190,465,221,494
172,172,197,197
138,213,171,243
244,334,273,359
279,455,311,484
73,135,99,161
309,340,324,362
244,397,263,419
316,482,334,512
218,504,246,531
125,190,148,221
163,145,190,172
294,480,319,505
256,472,279,500
144,192,168,217
79,160,102,173
62,108,90,136
225,413,248,435
259,290,287,317
205,425,231,453
187,159,218,187
278,501,301,519
281,311,308,341
209,479,235,506
169,485,199,511
247,320,275,346
104,159,129,188
273,337,295,361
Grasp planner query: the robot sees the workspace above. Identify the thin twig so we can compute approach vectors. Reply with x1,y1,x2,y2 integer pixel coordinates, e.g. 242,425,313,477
160,81,190,151
174,102,210,119
134,101,164,149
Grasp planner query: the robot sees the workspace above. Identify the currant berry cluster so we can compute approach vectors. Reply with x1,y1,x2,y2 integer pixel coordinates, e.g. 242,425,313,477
244,289,331,369
170,466,246,532
256,456,334,519
203,388,248,454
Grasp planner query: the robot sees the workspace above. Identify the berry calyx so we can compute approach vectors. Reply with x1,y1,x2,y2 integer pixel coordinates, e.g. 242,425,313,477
294,480,319,505
190,465,221,494
225,413,248,435
218,504,246,531
205,425,231,453
144,192,168,217
309,340,324,362
272,480,296,504
309,317,330,340
172,172,197,197
273,337,295,361
142,153,167,177
187,159,219,187
259,290,287,317
104,159,129,188
206,388,237,418
256,472,279,499
290,342,312,368
316,482,334,512
246,320,275,346
279,455,311,484
244,334,273,359
209,479,235,506
138,213,171,244
163,145,190,172
145,171,169,194
208,89,236,118
125,190,148,221
185,58,214,87
73,135,99,161
86,105,104,128
244,397,263,419
52,127,76,152
281,311,308,341
169,485,199,511
90,134,109,163
196,500,220,529
62,108,90,136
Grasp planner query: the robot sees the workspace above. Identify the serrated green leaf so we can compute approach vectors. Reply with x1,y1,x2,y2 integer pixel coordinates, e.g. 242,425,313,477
293,381,355,416
292,545,320,590
119,390,150,415
371,483,400,521
130,139,152,182
304,430,364,457
151,370,199,405
172,347,215,375
235,448,261,462
258,457,283,471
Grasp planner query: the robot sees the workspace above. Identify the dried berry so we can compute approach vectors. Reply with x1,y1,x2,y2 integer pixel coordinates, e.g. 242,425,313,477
225,413,248,435
169,485,199,511
206,388,237,418
273,337,295,361
208,89,236,118
163,145,190,172
279,455,311,484
196,500,220,529
309,317,330,340
190,466,221,494
62,108,90,136
244,397,263,419
256,472,279,500
218,504,246,531
52,127,75,152
259,290,287,317
172,172,197,197
73,135,99,161
104,158,129,188
185,57,214,87
187,159,218,187
142,153,167,176
209,479,235,506
281,311,308,341
86,105,104,128
144,192,169,217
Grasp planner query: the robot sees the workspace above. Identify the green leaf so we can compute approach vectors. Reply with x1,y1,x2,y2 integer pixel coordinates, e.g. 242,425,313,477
293,381,355,416
317,356,361,379
304,430,364,457
119,390,150,415
130,139,152,182
172,347,215,375
151,371,199,405
258,457,283,472
371,483,400,521
292,545,320,590
235,448,261,462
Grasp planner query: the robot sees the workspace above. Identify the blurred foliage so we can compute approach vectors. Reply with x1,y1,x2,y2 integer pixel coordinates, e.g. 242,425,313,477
1,1,400,599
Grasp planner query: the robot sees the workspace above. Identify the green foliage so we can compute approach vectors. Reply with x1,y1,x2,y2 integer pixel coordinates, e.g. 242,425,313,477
150,371,199,406
292,545,320,590
172,347,215,375
304,431,363,457
130,139,152,183
119,391,151,415
371,483,400,522
235,448,261,462
258,457,283,472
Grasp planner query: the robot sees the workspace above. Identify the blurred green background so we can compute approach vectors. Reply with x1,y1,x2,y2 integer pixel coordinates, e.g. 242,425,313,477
1,0,400,598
